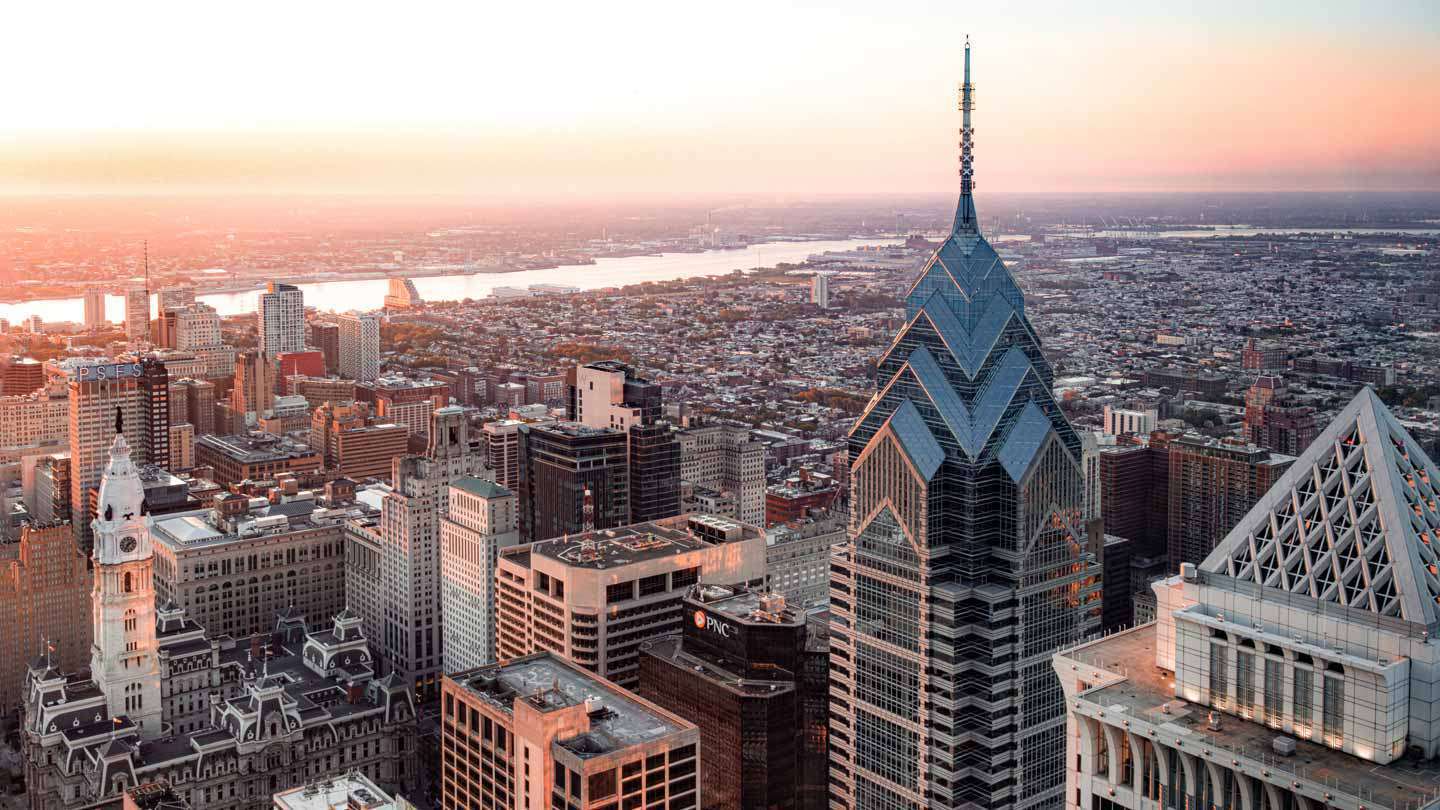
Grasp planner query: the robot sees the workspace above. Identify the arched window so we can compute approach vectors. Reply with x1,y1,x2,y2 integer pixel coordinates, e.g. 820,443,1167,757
123,572,132,593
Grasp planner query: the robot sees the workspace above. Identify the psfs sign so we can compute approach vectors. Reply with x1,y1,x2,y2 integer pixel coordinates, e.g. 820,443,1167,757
692,609,734,638
76,363,144,382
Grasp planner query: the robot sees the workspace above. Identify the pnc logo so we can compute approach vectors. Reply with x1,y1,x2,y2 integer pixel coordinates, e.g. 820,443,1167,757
693,609,734,638
692,610,707,629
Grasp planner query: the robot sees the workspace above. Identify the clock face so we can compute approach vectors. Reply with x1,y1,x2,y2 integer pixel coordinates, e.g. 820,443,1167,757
119,537,138,554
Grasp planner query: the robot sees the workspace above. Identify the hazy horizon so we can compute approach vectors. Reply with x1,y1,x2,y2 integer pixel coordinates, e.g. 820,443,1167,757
3,1,1437,197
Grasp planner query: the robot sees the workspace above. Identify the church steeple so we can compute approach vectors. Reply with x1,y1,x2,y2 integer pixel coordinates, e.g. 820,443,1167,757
954,37,978,233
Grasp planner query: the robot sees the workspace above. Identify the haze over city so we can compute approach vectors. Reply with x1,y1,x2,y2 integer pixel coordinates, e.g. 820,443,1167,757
3,0,1438,197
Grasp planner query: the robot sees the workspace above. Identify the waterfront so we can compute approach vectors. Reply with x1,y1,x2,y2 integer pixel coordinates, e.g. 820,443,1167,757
0,238,895,324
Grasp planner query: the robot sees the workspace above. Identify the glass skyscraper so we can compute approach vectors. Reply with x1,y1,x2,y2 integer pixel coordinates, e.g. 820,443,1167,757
828,42,1101,809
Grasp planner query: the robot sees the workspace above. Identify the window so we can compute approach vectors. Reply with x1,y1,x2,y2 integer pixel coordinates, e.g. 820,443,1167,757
637,574,668,598
1208,643,1228,708
1236,651,1255,717
1323,675,1344,746
1294,666,1313,736
1264,658,1284,727
606,581,634,604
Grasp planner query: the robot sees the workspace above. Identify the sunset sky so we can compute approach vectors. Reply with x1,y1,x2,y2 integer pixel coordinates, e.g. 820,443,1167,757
2,0,1437,197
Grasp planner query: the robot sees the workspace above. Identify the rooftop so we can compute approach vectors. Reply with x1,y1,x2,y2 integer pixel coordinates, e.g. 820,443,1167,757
1066,624,1440,810
451,476,512,499
455,652,688,757
526,514,756,571
692,584,798,626
272,773,395,810
195,433,318,463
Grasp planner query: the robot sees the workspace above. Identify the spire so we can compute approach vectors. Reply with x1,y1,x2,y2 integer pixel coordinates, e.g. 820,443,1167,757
954,36,978,233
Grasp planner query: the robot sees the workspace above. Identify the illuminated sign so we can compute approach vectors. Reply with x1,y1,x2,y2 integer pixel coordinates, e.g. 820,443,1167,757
693,609,733,638
76,363,144,382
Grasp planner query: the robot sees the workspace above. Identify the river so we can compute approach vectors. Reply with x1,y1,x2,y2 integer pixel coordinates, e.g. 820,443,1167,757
1,238,896,324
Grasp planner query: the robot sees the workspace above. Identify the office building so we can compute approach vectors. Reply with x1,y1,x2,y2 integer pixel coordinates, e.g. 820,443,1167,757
1054,388,1440,810
172,378,216,436
310,401,408,481
1,355,46,396
0,380,69,450
23,432,418,809
812,272,831,309
678,422,766,527
31,453,71,525
258,282,305,358
310,321,341,374
125,287,151,342
294,375,357,410
830,44,1101,809
1166,434,1292,571
336,312,381,382
1142,366,1229,399
638,585,828,810
167,422,194,470
383,277,422,310
156,285,195,313
1102,404,1159,437
0,521,91,710
231,350,275,424
83,288,107,331
1240,335,1289,371
484,418,547,491
148,487,370,637
519,422,629,542
357,374,449,437
440,477,520,672
493,381,525,408
523,371,565,407
765,509,845,609
277,350,327,392
1244,375,1319,456
67,359,164,552
138,357,170,470
569,360,663,431
441,652,700,810
194,432,323,485
496,513,766,687
426,405,484,510
1099,442,1170,563
628,421,681,524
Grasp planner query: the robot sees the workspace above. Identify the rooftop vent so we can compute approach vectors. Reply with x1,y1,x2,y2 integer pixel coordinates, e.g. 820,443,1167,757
1272,737,1296,757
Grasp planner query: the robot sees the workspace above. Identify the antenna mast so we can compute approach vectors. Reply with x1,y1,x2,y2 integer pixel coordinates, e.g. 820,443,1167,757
957,36,977,229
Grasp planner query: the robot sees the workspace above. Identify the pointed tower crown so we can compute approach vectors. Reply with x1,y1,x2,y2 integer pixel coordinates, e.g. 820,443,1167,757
1202,388,1440,630
96,432,144,526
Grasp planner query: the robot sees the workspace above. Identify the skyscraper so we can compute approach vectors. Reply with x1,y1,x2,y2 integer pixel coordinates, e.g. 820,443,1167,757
310,320,341,374
829,43,1101,808
336,312,381,381
124,288,150,343
156,285,195,313
82,289,107,331
0,522,91,711
439,476,519,672
1165,434,1292,570
67,360,157,552
519,422,630,542
257,281,305,358
230,350,274,424
812,272,831,309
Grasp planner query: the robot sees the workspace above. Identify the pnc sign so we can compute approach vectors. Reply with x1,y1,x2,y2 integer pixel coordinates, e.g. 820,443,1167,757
76,363,144,382
692,609,733,638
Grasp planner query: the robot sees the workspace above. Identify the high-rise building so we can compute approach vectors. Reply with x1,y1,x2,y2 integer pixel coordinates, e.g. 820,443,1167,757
1102,403,1158,436
0,380,68,451
156,285,195,313
426,405,484,510
167,422,193,470
628,421,681,524
194,432,322,485
67,360,162,552
1,355,45,396
258,282,305,358
440,477,519,673
1166,434,1292,570
310,320,341,374
483,419,529,490
83,288,107,331
357,374,449,437
1243,375,1319,456
1054,388,1440,810
496,513,766,688
519,422,629,542
336,312,381,382
310,401,409,480
638,585,828,810
138,358,170,470
830,44,1102,808
812,272,831,309
678,422,766,527
441,652,701,810
230,350,275,424
0,522,91,710
172,377,215,436
569,360,663,430
765,509,846,609
125,288,151,343
369,454,446,698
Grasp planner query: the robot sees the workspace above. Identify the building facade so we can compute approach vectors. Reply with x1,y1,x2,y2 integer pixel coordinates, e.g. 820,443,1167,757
1054,388,1440,810
258,282,306,358
1166,434,1292,572
519,422,630,542
441,652,700,810
495,514,766,688
678,422,766,528
829,44,1101,809
126,288,151,343
336,313,381,382
439,477,520,673
0,521,91,710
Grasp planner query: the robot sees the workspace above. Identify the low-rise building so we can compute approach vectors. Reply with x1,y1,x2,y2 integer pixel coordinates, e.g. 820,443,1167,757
195,432,323,485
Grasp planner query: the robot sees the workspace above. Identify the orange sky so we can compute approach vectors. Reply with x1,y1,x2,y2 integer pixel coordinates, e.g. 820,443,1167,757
1,1,1436,196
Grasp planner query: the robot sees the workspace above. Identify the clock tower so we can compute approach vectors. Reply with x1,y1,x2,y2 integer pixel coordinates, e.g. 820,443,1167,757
90,430,162,736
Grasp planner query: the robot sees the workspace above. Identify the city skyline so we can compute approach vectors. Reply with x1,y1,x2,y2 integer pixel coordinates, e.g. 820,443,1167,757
2,1,1437,196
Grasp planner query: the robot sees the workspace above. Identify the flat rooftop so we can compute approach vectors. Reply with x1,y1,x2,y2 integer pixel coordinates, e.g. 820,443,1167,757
272,774,394,810
150,493,380,550
1069,623,1440,810
693,585,800,626
195,433,318,463
527,515,756,571
455,653,687,757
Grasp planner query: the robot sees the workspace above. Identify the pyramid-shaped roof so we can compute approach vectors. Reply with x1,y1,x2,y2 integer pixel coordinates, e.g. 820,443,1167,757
1200,388,1440,628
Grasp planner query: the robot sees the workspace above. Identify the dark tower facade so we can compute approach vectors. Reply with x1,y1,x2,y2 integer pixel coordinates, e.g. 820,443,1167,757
828,42,1101,809
519,422,630,542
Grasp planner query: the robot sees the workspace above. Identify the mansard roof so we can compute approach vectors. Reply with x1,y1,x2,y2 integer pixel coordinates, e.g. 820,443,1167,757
1201,388,1440,629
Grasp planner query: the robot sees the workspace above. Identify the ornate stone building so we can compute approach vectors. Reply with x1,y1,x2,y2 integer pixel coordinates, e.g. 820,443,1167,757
23,431,417,810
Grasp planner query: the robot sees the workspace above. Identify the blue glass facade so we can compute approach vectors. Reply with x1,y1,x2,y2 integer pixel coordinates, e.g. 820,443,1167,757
828,43,1101,810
